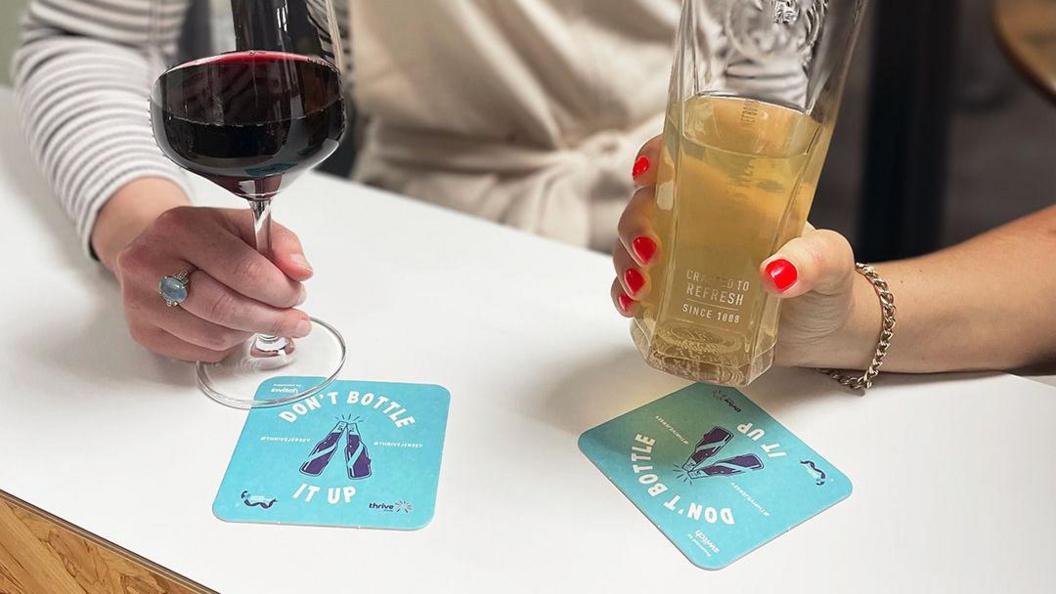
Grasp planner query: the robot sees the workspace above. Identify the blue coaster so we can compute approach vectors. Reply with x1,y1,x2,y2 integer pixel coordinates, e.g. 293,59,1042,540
214,377,450,530
579,384,851,569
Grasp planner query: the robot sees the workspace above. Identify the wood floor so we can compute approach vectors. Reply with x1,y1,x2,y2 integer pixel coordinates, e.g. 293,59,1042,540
0,490,213,594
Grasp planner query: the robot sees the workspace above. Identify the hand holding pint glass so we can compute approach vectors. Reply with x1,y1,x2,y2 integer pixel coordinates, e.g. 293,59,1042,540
616,0,867,387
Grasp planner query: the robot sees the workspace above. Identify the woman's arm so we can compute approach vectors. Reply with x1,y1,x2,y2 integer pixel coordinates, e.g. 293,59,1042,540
13,0,192,256
13,1,344,364
791,205,1056,373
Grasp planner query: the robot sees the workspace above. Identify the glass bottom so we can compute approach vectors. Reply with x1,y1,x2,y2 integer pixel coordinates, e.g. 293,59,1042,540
630,319,773,387
196,317,346,409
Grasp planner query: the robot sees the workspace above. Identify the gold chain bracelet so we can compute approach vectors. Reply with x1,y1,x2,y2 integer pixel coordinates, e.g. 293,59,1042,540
818,263,896,391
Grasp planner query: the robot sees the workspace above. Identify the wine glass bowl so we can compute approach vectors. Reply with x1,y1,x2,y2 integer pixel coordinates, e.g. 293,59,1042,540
149,0,348,409
150,51,346,201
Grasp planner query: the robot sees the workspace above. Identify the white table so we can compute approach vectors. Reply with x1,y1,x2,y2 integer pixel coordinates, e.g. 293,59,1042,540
1,88,1054,593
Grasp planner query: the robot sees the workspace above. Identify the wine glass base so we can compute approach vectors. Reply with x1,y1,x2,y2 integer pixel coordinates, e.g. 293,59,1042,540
196,317,346,409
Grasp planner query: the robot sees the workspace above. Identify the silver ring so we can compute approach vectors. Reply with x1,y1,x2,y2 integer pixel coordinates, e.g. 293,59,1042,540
159,269,193,307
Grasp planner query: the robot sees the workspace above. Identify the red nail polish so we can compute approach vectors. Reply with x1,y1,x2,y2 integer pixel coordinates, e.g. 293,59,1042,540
631,236,657,264
624,268,646,296
617,292,634,313
765,259,798,292
632,155,651,179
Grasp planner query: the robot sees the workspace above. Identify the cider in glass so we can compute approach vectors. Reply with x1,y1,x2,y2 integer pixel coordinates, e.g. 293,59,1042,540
630,0,866,386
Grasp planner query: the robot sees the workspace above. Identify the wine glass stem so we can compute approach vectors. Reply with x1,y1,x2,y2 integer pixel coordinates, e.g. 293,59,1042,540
249,198,289,354
251,198,274,256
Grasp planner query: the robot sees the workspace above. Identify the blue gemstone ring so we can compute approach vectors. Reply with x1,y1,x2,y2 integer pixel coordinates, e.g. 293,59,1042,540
159,270,193,307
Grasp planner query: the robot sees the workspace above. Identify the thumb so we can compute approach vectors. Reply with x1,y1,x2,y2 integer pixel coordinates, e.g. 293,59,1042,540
760,228,855,299
269,220,314,282
221,208,314,282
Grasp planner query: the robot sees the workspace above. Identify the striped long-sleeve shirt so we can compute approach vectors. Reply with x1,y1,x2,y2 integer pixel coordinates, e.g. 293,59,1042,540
14,0,196,255
15,0,809,256
13,0,351,256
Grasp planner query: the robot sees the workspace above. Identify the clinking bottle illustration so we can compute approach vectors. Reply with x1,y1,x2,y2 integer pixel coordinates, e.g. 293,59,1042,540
687,453,764,479
682,426,733,472
681,425,764,479
300,421,348,476
345,422,372,480
300,420,373,479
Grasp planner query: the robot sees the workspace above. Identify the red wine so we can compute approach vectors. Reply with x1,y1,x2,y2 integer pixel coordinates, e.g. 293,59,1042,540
151,51,346,199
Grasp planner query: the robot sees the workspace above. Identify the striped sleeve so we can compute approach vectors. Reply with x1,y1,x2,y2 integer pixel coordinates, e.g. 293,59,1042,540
12,0,193,257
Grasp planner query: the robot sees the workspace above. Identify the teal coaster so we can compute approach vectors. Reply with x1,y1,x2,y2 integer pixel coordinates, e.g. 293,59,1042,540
579,384,851,569
214,377,450,530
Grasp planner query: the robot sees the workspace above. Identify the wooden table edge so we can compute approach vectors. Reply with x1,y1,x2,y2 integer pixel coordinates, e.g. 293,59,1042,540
0,488,216,594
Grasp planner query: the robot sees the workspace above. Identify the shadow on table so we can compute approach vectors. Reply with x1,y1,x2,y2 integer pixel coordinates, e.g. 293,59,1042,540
520,344,1000,437
516,347,671,435
15,296,197,395
526,346,856,436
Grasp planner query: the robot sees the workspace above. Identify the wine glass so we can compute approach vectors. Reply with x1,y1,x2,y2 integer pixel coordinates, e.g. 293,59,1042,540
149,0,348,408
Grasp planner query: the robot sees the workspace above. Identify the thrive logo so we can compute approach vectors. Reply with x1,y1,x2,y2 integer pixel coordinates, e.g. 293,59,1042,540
369,500,414,513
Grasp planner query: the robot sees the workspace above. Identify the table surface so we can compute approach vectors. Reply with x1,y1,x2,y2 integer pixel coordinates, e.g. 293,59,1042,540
994,0,1056,102
1,88,1055,593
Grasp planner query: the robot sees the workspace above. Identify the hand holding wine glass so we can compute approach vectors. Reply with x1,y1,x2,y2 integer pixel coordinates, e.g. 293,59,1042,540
102,199,315,363
148,0,348,408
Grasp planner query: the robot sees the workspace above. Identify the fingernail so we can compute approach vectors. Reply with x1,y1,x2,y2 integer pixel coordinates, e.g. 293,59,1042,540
617,292,634,313
632,236,657,264
624,268,646,296
291,253,313,273
765,259,798,292
632,155,651,179
294,318,312,338
296,286,308,306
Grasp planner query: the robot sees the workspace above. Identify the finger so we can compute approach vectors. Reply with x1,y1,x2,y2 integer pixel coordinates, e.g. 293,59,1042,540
181,270,312,338
611,277,636,318
219,209,313,281
148,208,304,308
127,285,252,352
158,306,252,352
269,221,314,282
171,225,306,309
128,324,234,364
617,185,661,267
760,229,855,299
613,240,650,300
143,208,304,308
632,135,662,187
